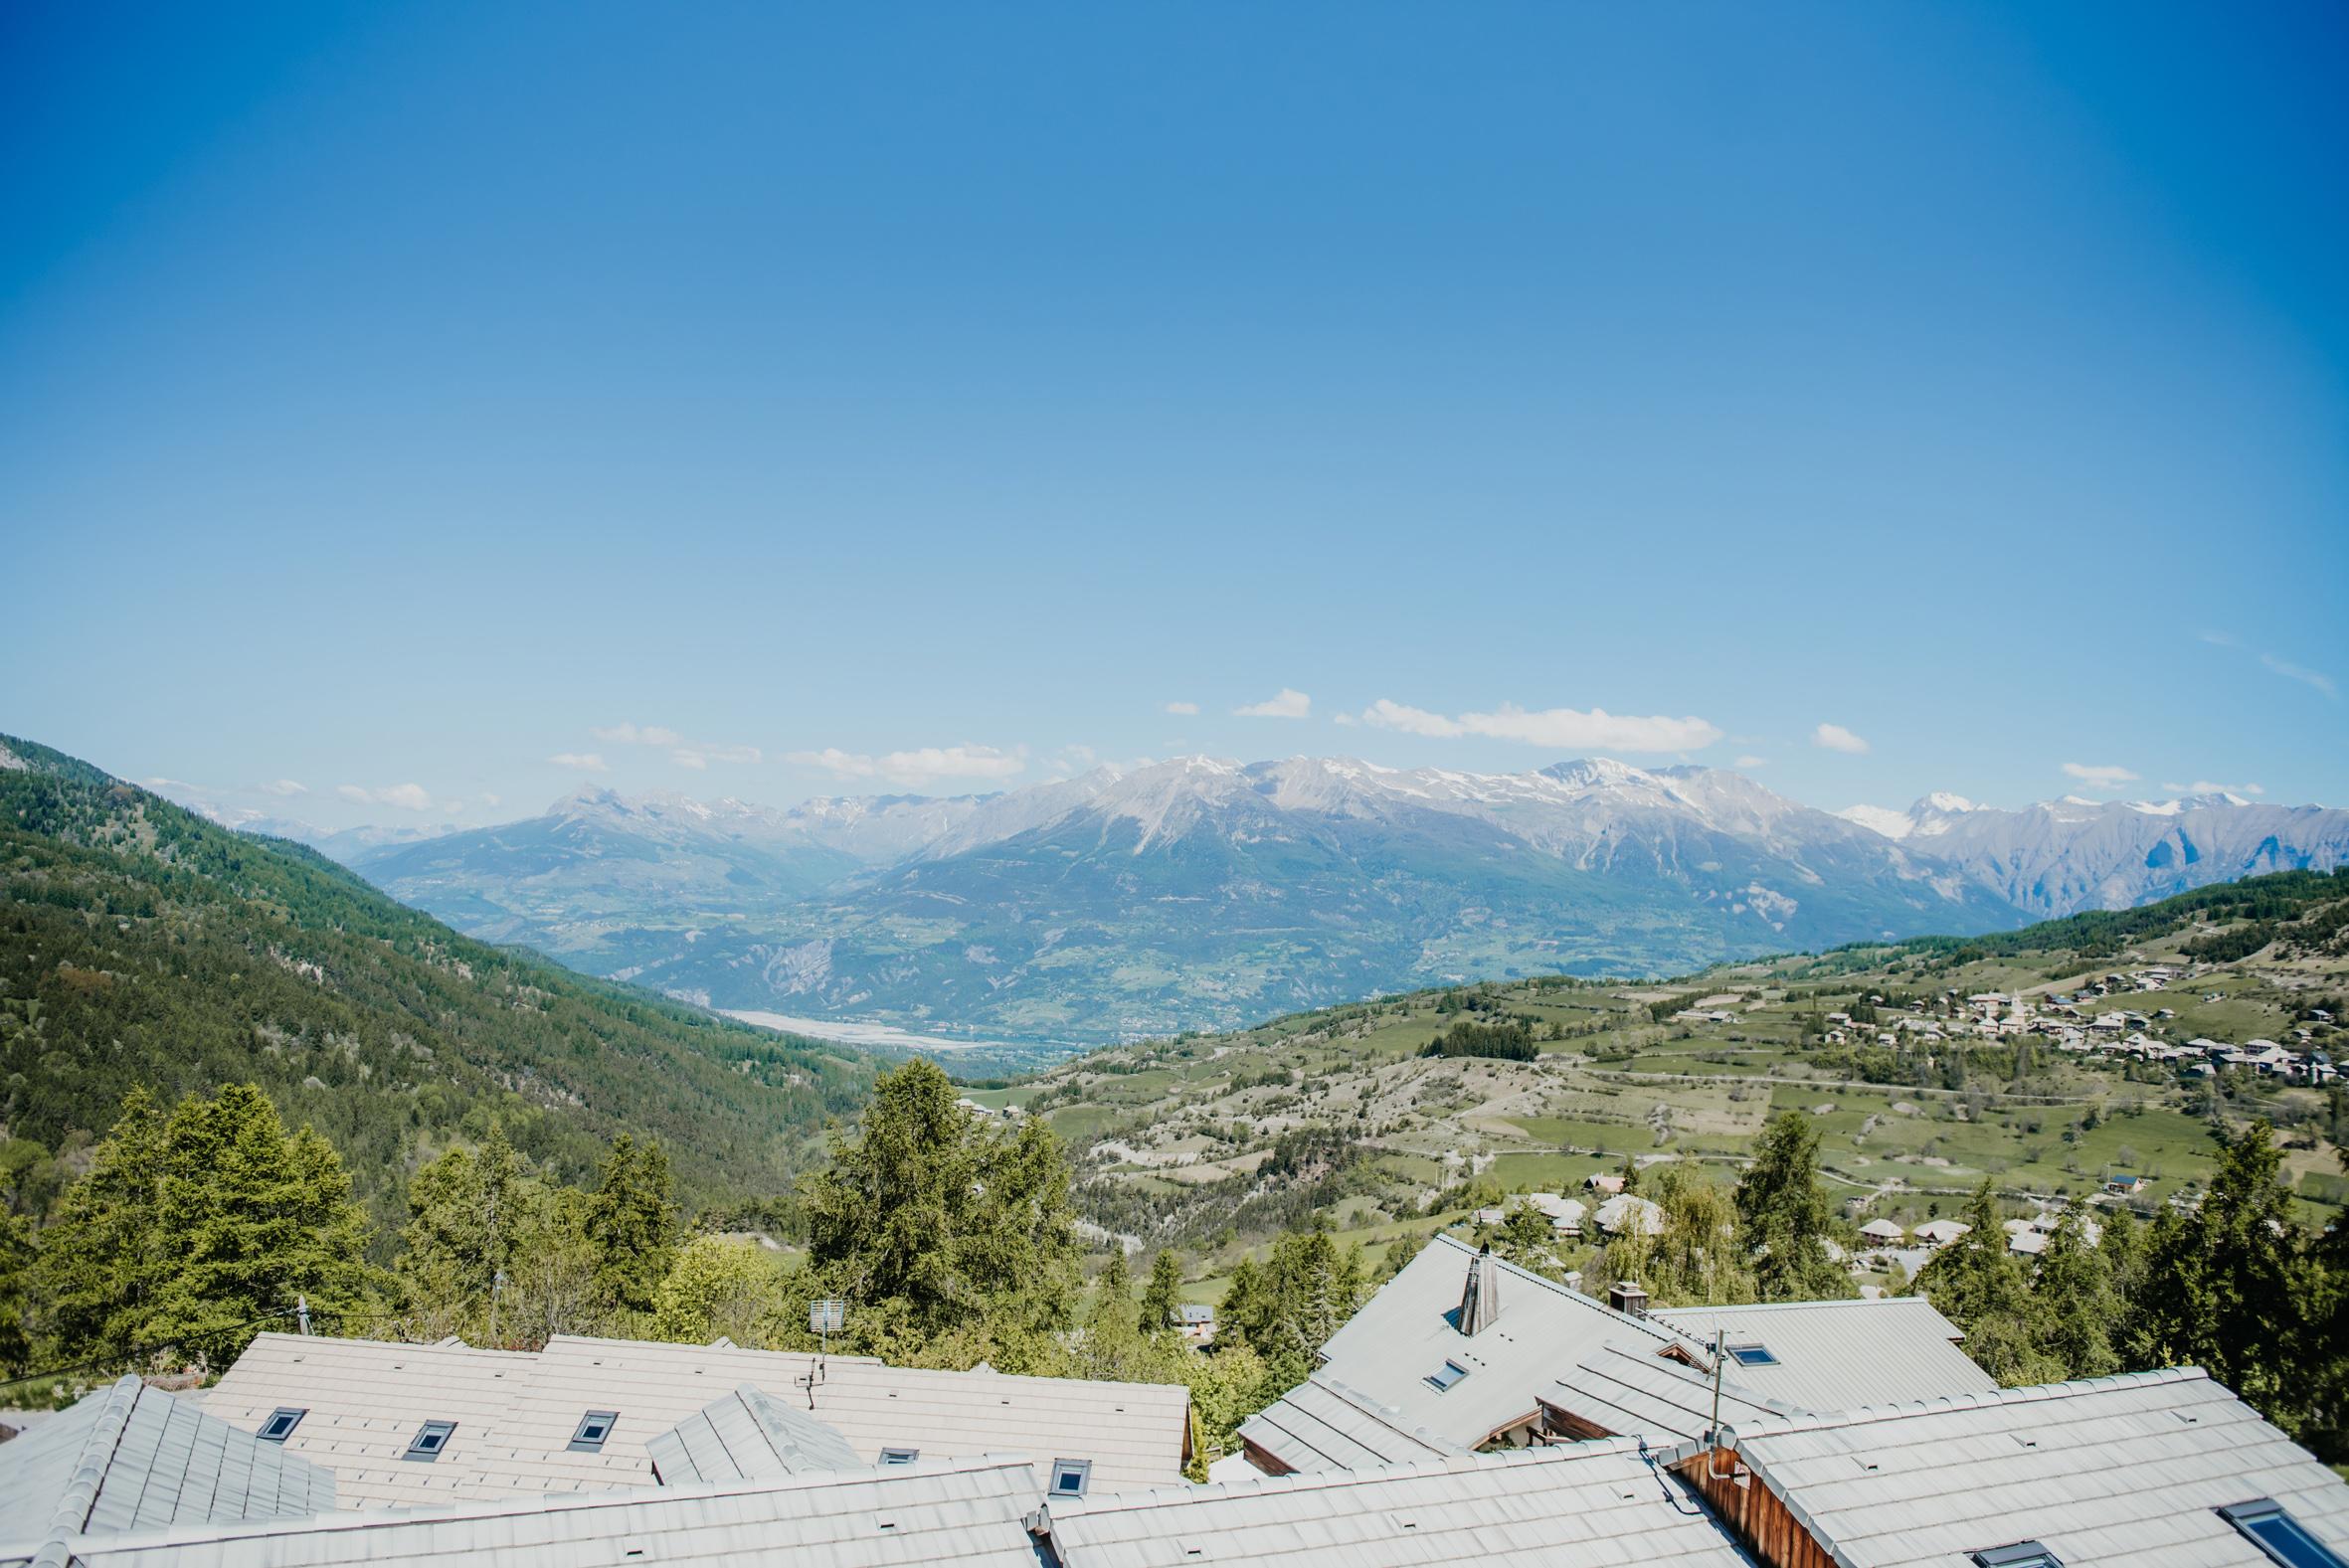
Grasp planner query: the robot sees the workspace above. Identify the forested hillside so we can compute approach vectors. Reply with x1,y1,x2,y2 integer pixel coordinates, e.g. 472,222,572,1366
0,736,876,1231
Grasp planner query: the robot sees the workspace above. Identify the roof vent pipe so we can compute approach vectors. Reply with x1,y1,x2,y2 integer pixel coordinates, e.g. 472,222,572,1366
1459,1245,1501,1335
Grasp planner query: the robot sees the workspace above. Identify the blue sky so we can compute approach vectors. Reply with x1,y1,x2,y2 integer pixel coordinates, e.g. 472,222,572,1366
3,2,2344,829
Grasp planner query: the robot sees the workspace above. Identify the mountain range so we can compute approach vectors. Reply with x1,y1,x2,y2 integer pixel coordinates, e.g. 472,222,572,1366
286,757,2349,1048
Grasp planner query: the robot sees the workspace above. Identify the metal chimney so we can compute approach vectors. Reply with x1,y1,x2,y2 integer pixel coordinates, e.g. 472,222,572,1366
1459,1244,1501,1334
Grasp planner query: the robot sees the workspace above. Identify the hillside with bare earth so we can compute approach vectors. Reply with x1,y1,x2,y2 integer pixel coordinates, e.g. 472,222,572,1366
993,868,2349,1269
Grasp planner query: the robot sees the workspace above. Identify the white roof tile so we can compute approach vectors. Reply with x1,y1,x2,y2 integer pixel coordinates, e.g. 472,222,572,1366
645,1383,864,1483
1041,1439,1753,1567
17,1454,1046,1568
1651,1297,1998,1412
200,1332,1188,1505
1287,1235,1689,1467
1686,1367,2349,1568
0,1376,333,1545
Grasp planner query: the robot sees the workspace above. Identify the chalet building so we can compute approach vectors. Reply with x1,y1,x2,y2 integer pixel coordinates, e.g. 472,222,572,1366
1236,1237,1991,1476
1667,1367,2349,1568
5,1241,2344,1567
200,1329,1191,1508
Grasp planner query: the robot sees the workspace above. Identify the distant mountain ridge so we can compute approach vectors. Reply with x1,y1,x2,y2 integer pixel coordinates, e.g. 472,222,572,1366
298,754,2349,1046
1837,789,2349,918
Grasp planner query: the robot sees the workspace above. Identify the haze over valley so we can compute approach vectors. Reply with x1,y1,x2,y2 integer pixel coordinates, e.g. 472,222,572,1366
188,755,2349,1051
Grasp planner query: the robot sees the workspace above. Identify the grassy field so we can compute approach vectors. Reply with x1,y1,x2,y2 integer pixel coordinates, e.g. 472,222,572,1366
996,876,2349,1296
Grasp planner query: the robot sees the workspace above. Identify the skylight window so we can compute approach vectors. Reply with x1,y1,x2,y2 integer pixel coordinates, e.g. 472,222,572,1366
1971,1543,2062,1568
568,1411,619,1452
259,1408,306,1443
880,1448,920,1465
403,1420,457,1462
1725,1343,1780,1367
2221,1500,2349,1568
1426,1359,1471,1392
1048,1459,1092,1498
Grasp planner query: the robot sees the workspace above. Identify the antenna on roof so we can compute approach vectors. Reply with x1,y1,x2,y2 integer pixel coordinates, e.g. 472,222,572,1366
809,1300,846,1407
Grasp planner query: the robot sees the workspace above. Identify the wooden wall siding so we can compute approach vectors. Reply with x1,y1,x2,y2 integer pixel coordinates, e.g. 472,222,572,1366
1240,1439,1295,1477
1536,1401,1615,1444
1673,1447,1837,1568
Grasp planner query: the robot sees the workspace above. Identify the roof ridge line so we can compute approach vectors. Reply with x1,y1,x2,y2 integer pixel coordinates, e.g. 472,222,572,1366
47,1374,144,1540
1716,1364,2214,1439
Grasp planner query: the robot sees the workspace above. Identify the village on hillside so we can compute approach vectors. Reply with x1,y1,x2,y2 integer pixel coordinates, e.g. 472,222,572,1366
1,1226,2341,1567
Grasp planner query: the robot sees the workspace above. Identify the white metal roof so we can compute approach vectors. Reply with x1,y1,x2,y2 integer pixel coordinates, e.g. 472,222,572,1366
1037,1438,1754,1567
202,1332,1189,1505
1291,1235,1687,1466
197,1333,537,1510
0,1376,333,1546
1538,1340,1797,1446
1685,1366,2349,1568
644,1383,864,1484
1650,1298,1997,1412
1235,1375,1465,1474
9,1454,1047,1568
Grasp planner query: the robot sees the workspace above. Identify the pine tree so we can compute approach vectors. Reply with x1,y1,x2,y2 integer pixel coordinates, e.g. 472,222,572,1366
2030,1208,2119,1378
1911,1180,2063,1386
1735,1113,1857,1302
36,1089,173,1366
587,1134,679,1316
1141,1250,1183,1334
2125,1121,2311,1434
398,1121,533,1341
800,1060,1076,1345
0,1208,37,1378
40,1086,379,1369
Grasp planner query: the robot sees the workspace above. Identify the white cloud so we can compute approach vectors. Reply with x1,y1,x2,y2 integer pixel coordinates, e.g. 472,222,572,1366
1734,754,1768,770
671,743,761,770
143,776,199,791
2260,653,2338,699
1235,688,1312,719
2199,632,2336,700
1161,700,1199,716
786,744,1028,788
337,782,437,811
1357,698,1722,753
442,800,464,816
593,722,683,747
481,792,502,807
259,779,308,796
2061,762,2139,788
1811,723,1871,755
546,753,611,773
592,722,761,769
1331,712,1359,727
2161,780,2264,796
